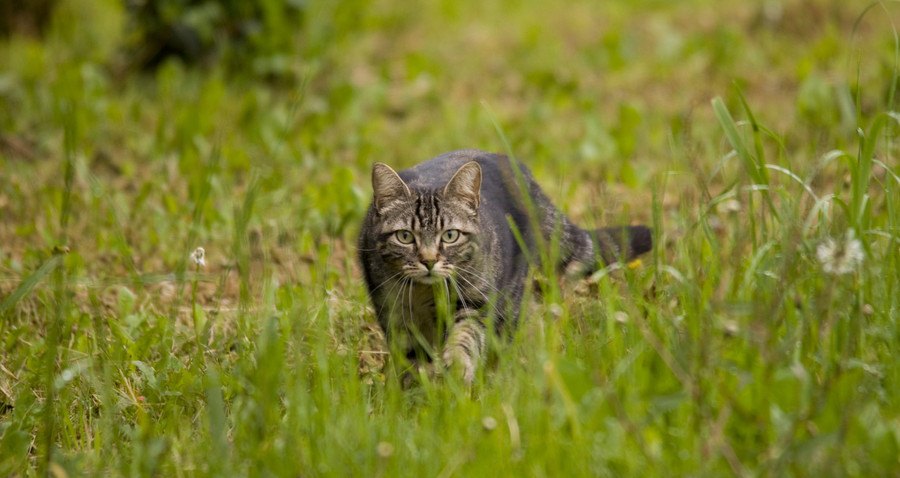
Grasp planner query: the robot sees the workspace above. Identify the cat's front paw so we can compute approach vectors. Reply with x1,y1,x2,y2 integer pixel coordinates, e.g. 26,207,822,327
442,346,477,384
400,360,440,389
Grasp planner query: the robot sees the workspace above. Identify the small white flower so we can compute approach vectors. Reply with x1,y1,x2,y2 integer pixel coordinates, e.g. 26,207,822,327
190,247,206,268
816,229,863,275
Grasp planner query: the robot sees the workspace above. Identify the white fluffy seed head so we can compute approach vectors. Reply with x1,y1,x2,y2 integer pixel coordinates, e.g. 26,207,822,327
190,247,206,267
816,229,863,276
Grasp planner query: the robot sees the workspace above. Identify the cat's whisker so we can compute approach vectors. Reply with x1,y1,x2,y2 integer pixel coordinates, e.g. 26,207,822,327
456,265,502,296
453,266,499,308
444,279,466,307
439,277,452,344
349,245,380,252
407,278,438,359
399,278,415,350
450,277,470,312
454,267,493,291
368,271,408,295
454,274,491,308
454,264,491,282
442,277,452,311
407,277,414,327
385,277,409,328
375,278,401,318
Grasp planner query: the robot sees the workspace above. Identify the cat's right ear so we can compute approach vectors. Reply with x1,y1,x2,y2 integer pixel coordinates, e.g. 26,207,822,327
443,161,481,213
372,162,410,214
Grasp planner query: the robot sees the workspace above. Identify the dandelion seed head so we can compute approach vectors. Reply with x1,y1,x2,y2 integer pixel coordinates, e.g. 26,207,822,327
717,198,742,214
547,303,564,318
190,247,206,267
376,441,394,458
482,416,498,431
816,229,863,275
722,320,739,336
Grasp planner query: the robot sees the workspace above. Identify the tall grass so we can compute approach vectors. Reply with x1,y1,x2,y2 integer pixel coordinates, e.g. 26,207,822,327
1,0,899,476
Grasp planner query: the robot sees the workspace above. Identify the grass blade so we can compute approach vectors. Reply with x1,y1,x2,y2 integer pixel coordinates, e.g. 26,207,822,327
0,256,62,317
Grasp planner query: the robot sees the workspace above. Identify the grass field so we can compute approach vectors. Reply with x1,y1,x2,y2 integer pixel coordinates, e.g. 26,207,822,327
1,0,898,476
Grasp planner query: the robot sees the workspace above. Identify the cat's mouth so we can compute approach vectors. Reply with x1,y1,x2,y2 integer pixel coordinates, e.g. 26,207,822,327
415,275,442,284
408,267,451,284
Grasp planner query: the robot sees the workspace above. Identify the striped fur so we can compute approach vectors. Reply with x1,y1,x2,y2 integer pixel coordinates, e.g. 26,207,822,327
359,150,652,384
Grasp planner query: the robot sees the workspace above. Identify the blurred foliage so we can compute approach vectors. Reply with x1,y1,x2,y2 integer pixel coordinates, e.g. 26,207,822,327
0,0,58,37
123,0,306,75
0,0,899,476
1,0,307,77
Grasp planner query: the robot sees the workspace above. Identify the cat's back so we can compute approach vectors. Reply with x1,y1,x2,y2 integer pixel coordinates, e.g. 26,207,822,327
398,149,536,227
399,149,510,191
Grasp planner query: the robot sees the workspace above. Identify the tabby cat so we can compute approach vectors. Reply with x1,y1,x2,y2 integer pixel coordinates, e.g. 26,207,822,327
358,149,652,383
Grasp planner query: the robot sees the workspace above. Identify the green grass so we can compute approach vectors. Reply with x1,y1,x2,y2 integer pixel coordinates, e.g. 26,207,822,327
1,0,899,476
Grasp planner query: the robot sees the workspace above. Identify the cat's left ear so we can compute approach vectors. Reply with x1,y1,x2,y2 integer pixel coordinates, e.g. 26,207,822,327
372,162,410,213
443,161,481,213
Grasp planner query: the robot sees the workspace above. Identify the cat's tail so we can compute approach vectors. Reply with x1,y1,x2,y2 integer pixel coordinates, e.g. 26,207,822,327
588,225,653,266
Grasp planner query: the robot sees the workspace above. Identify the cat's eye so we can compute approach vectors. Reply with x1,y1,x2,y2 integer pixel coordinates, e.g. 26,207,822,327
441,229,461,243
395,230,415,244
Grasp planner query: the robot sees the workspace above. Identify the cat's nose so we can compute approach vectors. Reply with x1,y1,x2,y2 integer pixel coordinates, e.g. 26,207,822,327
419,247,439,270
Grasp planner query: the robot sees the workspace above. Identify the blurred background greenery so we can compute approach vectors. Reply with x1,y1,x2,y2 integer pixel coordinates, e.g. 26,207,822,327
0,0,898,476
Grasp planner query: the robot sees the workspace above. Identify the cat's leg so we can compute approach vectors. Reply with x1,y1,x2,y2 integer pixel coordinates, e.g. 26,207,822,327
442,308,486,384
400,348,441,388
588,226,653,265
561,224,653,276
559,221,598,277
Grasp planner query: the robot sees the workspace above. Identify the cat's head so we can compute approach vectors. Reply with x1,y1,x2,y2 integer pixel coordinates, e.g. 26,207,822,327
369,161,482,285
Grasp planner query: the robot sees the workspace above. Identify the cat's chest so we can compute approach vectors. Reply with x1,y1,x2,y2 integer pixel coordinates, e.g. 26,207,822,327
400,284,439,324
378,281,444,348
